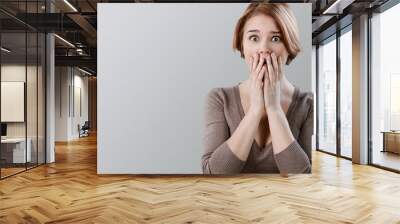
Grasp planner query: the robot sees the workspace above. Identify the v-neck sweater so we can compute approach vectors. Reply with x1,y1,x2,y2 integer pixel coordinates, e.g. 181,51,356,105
202,84,313,174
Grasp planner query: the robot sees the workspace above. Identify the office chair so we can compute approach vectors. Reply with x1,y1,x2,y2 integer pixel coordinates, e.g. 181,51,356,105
79,121,90,138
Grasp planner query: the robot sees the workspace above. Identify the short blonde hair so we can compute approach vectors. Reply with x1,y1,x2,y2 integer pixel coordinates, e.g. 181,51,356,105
232,3,301,65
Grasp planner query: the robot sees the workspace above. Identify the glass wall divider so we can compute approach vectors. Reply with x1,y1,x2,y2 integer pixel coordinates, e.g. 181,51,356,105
0,25,2,179
316,23,353,162
369,1,400,172
316,44,319,151
336,28,341,157
0,0,47,180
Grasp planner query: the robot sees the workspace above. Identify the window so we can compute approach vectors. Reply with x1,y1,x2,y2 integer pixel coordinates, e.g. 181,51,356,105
370,2,400,171
339,27,352,158
317,35,337,155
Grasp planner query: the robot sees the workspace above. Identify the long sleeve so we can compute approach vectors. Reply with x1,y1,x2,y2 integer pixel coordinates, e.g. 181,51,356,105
273,97,313,174
201,88,245,174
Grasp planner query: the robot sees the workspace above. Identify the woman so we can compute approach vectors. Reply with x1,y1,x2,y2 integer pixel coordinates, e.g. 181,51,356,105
202,3,313,175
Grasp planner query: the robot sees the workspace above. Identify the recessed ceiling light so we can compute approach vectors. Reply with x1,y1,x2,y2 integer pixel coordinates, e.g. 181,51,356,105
54,34,75,48
1,47,11,53
78,67,93,76
322,0,354,15
63,0,78,12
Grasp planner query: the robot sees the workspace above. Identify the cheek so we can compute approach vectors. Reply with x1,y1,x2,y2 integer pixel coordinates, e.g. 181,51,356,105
244,55,252,68
243,46,257,65
271,46,289,62
243,49,255,66
244,52,257,67
271,45,284,55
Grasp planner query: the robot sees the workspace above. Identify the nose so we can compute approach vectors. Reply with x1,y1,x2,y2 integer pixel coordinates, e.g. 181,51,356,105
258,40,273,55
258,49,272,55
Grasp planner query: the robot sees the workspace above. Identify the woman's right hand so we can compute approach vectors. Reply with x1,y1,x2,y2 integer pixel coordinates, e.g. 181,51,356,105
248,52,267,119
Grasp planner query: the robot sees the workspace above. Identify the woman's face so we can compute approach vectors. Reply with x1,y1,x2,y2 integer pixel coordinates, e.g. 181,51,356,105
242,14,289,69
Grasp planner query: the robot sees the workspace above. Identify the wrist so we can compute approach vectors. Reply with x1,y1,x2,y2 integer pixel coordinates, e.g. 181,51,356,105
248,107,263,121
266,104,283,114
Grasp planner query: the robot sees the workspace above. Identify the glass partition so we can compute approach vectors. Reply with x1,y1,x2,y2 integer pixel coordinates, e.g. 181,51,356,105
38,32,45,165
0,1,46,179
27,31,38,170
339,27,352,158
0,31,28,177
370,3,400,171
317,35,337,155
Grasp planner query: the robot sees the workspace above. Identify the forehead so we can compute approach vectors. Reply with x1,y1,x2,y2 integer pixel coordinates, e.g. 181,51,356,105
243,14,280,34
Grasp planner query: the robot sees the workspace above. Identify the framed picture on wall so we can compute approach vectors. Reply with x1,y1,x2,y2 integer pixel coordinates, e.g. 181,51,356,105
1,81,25,122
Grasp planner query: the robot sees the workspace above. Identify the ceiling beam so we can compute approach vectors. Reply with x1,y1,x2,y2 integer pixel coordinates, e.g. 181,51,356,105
322,0,356,14
55,55,96,69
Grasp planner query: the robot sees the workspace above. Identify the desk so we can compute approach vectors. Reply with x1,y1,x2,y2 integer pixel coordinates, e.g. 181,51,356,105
1,138,32,163
381,131,400,154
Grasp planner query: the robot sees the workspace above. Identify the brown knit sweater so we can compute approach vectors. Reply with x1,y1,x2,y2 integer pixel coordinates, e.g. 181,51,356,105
202,84,313,174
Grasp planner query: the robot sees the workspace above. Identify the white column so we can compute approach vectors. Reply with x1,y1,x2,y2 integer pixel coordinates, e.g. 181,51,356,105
352,14,369,164
45,1,56,163
46,33,55,163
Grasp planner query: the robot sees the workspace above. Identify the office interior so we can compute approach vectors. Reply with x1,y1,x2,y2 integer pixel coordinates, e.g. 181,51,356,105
0,0,97,179
0,0,399,222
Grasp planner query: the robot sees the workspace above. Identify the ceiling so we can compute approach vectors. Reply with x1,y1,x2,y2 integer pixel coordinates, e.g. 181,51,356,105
0,0,394,75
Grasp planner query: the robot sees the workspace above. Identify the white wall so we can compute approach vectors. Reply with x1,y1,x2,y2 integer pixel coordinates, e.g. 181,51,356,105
98,3,312,174
72,72,89,138
55,67,89,141
55,67,69,141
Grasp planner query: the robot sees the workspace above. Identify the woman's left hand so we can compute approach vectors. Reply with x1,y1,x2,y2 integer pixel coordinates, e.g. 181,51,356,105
263,52,283,112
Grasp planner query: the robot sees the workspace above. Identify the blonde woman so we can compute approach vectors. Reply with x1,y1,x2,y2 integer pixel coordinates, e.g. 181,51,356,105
202,3,313,174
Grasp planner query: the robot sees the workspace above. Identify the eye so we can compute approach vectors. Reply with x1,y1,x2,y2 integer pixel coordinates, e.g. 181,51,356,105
271,36,281,42
249,35,259,42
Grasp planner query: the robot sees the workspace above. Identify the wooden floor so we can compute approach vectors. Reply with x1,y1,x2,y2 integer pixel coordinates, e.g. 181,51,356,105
372,151,400,171
1,134,400,223
1,167,26,178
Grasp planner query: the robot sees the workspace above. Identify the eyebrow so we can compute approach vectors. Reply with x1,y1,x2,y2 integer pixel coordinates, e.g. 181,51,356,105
246,29,281,34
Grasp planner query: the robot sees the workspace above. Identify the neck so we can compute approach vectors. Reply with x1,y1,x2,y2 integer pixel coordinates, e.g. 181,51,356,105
280,76,295,99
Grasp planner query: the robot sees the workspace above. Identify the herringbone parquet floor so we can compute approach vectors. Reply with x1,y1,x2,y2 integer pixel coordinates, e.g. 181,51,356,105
0,134,399,224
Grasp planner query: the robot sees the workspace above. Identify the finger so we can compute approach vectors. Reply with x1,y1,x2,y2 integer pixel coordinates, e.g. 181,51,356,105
255,75,261,90
266,53,274,85
252,53,259,72
251,61,258,85
278,56,283,79
260,65,266,87
264,63,270,87
257,65,266,82
276,56,281,79
254,68,261,88
263,59,269,86
250,56,256,78
250,67,256,84
255,53,264,75
271,53,279,80
249,56,253,72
